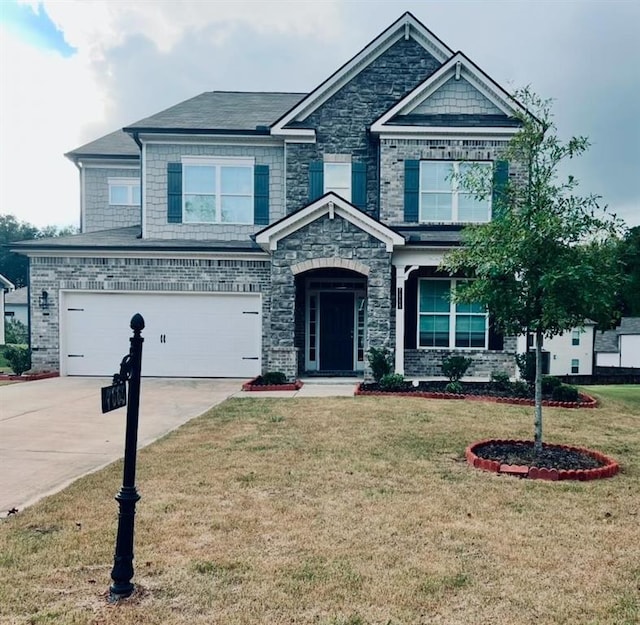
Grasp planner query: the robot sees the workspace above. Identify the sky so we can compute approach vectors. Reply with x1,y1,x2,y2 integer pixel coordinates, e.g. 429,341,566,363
0,0,639,230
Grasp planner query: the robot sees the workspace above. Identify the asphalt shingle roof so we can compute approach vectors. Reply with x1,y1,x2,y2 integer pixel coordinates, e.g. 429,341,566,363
618,317,640,335
10,226,263,253
5,287,28,305
124,91,306,132
66,130,140,160
594,329,619,353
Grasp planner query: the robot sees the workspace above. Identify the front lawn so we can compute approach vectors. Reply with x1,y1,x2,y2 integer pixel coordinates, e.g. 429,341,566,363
1,390,638,624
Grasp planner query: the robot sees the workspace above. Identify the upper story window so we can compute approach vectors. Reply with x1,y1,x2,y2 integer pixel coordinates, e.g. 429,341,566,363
324,162,351,202
571,329,581,346
419,161,492,223
108,178,140,206
182,158,254,224
418,278,487,349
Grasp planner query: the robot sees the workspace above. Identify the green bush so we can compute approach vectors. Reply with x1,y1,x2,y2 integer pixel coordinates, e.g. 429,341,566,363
542,375,562,394
4,318,28,345
261,371,287,385
510,379,531,398
3,345,31,376
367,347,393,383
490,370,511,392
552,384,579,402
379,373,407,391
444,381,464,394
515,352,536,384
441,355,472,383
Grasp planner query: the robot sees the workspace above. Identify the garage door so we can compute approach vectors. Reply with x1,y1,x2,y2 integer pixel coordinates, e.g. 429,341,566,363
61,292,262,377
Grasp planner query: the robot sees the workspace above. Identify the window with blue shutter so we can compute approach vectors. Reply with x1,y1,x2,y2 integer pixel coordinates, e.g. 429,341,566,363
351,162,367,209
167,162,182,223
404,160,419,222
492,160,509,220
309,161,324,202
253,165,269,225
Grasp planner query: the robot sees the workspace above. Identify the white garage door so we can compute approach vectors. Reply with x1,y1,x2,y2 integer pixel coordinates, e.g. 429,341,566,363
61,292,262,377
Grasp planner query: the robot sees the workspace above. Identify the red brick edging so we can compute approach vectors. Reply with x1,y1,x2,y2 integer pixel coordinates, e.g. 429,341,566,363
354,384,597,409
465,439,620,481
0,371,59,382
242,377,304,392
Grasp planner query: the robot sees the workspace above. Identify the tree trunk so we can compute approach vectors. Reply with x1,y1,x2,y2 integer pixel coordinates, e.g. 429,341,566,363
534,329,543,453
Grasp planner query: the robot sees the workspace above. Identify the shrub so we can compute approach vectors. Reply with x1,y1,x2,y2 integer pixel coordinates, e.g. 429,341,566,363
542,375,562,394
552,383,579,402
490,370,511,392
367,347,393,383
4,346,31,376
444,381,463,394
261,371,287,385
515,352,536,384
378,373,407,391
4,318,28,345
510,379,531,398
441,355,472,383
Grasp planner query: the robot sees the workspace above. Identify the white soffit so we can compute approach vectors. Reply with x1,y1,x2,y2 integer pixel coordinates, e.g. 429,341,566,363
371,52,528,134
255,193,405,252
271,12,453,136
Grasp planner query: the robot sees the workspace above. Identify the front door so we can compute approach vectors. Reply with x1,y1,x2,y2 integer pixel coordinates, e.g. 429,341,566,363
319,291,354,371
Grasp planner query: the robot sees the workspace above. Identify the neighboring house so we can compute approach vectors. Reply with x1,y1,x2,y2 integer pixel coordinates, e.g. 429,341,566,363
0,274,16,345
13,13,531,380
4,286,29,327
516,323,596,377
595,318,640,368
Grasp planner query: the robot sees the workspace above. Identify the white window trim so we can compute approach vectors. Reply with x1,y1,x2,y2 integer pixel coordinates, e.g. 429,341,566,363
108,178,140,206
571,358,580,374
324,162,352,203
180,157,255,225
419,160,492,224
571,329,581,346
417,278,488,350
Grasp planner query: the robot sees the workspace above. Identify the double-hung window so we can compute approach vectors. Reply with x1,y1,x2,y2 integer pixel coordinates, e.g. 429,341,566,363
182,158,254,224
108,178,140,206
571,329,581,346
324,162,351,202
418,279,487,349
419,161,491,223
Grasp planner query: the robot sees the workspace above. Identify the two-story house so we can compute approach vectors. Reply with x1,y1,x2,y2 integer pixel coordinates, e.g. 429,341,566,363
13,13,527,380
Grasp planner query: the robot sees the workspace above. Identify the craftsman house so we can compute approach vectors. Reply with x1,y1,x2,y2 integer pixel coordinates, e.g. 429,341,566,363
13,12,527,380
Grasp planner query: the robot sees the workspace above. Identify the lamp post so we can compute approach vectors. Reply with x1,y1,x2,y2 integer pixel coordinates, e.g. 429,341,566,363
109,313,145,600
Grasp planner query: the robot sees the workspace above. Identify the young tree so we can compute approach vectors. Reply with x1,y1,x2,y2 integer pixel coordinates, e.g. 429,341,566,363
442,88,626,452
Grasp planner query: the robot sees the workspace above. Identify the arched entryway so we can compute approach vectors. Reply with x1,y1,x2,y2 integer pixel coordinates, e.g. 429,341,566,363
293,263,368,375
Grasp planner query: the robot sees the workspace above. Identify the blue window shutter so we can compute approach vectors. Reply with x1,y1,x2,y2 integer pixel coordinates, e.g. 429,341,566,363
167,162,182,224
351,162,367,209
308,161,324,202
404,160,419,222
254,165,269,225
492,160,509,220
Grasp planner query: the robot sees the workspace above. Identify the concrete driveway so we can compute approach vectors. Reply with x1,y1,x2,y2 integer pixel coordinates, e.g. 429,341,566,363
0,377,242,515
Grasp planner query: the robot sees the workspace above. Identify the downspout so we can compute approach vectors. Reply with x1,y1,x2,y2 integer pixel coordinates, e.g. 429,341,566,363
131,131,144,239
71,159,84,232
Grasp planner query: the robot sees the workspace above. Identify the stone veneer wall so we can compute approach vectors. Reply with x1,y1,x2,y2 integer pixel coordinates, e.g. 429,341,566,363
269,213,393,380
28,255,271,372
83,166,141,233
144,142,285,240
379,138,518,225
285,37,441,217
404,336,518,379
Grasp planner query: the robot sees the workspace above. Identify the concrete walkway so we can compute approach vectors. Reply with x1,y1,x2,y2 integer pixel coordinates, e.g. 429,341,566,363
0,376,359,515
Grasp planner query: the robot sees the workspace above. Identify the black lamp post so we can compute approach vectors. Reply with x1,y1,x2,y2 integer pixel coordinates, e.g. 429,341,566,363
109,313,145,600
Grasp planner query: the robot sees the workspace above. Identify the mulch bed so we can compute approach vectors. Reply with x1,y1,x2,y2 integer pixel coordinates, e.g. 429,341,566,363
0,371,59,382
466,439,620,480
356,382,597,409
242,377,303,392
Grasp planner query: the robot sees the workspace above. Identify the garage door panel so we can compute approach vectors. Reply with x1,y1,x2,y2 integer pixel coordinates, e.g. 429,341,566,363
62,293,261,377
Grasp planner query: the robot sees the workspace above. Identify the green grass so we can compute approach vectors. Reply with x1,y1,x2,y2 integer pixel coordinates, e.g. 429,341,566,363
584,385,640,412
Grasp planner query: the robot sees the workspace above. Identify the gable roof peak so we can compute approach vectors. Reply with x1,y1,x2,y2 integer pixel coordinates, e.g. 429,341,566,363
271,13,453,136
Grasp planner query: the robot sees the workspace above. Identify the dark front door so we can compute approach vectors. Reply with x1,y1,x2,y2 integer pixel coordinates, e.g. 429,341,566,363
319,292,354,371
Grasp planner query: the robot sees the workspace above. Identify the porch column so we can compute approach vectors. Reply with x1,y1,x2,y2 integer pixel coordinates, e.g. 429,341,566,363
395,265,418,376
